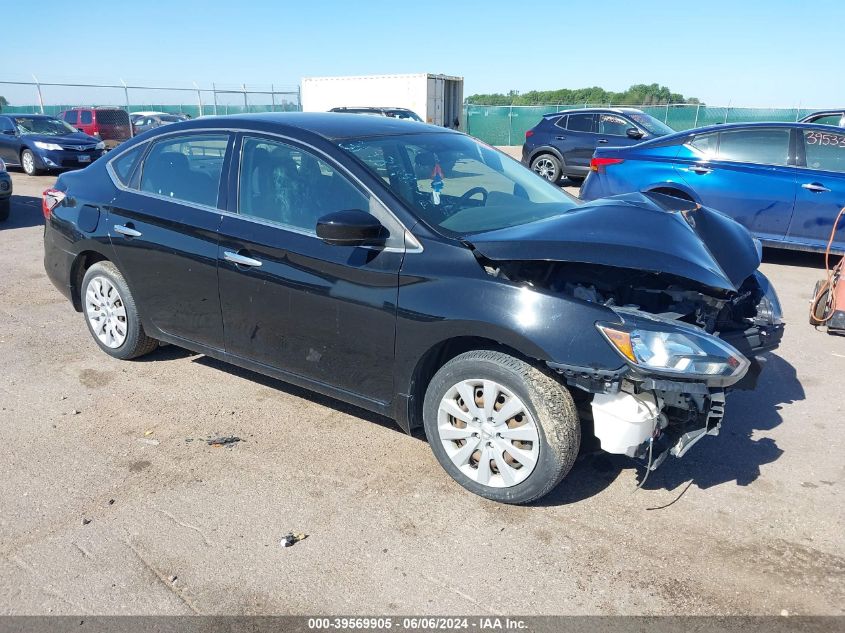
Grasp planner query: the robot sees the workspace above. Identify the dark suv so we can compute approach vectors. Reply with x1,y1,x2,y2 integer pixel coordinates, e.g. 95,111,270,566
522,108,674,183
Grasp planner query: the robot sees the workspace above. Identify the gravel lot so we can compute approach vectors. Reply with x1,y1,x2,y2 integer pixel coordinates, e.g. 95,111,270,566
0,169,843,616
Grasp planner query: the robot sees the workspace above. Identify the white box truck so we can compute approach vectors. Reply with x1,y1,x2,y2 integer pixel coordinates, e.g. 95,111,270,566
301,73,464,127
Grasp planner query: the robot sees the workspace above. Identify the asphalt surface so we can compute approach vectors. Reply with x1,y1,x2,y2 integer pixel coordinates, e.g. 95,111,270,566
0,168,843,616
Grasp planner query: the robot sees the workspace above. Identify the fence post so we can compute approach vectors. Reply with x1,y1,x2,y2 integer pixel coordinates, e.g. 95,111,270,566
120,79,130,113
664,102,670,123
693,103,700,128
508,106,512,145
297,85,302,112
724,103,730,124
193,82,203,117
212,83,218,116
242,83,248,111
32,75,45,114
271,83,276,112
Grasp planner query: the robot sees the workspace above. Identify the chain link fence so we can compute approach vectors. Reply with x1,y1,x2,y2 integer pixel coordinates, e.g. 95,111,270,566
0,80,301,118
464,104,828,146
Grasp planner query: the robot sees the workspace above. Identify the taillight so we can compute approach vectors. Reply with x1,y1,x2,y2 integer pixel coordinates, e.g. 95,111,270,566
590,157,625,172
525,130,534,139
42,188,66,219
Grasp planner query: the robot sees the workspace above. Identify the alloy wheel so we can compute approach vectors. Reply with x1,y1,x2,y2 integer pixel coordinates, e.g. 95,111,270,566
437,379,540,488
85,276,128,349
532,157,557,181
22,151,35,175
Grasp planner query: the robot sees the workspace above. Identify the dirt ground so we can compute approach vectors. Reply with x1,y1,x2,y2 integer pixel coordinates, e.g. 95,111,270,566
0,169,843,615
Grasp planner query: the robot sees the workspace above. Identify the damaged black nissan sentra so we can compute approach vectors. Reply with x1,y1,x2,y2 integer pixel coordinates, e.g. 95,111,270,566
43,113,784,504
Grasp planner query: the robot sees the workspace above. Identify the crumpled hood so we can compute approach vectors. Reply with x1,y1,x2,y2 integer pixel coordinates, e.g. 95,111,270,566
468,192,761,292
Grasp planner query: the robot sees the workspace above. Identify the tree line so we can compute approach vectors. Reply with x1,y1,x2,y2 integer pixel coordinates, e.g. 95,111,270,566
465,84,700,106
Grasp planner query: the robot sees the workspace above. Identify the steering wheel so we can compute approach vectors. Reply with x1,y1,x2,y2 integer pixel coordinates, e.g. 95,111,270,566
458,186,489,207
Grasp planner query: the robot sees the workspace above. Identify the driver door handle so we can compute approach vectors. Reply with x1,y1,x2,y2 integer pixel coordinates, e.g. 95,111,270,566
687,165,712,174
114,224,142,238
223,251,262,267
802,182,830,193
554,135,566,140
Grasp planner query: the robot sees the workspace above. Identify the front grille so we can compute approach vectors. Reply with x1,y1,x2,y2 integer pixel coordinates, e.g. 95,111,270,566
63,145,97,152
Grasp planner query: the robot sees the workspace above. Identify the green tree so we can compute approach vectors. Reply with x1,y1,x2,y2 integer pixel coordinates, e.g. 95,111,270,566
0,96,8,112
465,84,699,106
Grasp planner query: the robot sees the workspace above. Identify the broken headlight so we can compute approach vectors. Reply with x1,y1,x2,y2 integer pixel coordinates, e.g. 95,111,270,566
597,320,749,382
752,271,784,326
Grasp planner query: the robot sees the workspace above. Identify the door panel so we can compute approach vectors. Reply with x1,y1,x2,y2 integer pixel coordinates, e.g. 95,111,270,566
561,113,597,171
217,135,402,403
107,133,231,348
678,128,797,242
0,117,19,163
788,128,845,249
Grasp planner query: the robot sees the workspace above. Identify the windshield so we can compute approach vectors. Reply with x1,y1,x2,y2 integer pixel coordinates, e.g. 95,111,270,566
386,110,422,122
15,117,77,136
337,133,577,236
627,113,674,136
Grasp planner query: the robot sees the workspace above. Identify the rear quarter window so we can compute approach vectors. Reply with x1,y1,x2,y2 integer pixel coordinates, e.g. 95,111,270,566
110,144,145,186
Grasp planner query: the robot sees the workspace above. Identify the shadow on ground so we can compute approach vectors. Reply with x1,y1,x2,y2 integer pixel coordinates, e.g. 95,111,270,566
0,195,44,230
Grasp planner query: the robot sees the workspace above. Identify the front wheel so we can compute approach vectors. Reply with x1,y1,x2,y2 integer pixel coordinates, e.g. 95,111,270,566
530,154,562,183
423,350,581,504
81,261,159,360
21,149,42,176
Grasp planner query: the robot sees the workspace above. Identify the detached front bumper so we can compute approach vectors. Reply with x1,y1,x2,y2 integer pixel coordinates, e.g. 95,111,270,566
549,319,784,471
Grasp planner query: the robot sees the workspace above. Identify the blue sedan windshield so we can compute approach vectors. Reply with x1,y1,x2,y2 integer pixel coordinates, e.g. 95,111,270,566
337,133,578,236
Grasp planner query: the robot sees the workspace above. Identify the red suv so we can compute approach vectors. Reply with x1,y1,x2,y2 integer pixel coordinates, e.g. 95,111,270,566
58,107,133,148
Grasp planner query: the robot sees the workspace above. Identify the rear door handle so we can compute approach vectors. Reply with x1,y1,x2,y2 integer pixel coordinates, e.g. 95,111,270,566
687,165,712,174
597,138,609,144
223,251,262,267
801,182,831,193
555,135,566,140
114,224,142,238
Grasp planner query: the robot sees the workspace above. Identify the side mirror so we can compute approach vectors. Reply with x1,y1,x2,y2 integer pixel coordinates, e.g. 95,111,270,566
626,128,644,140
316,210,387,247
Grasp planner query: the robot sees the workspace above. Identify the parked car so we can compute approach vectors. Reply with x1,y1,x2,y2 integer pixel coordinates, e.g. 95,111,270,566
58,107,133,148
329,106,423,122
0,158,11,221
132,113,185,135
42,113,783,504
0,114,105,176
580,122,845,253
522,107,675,183
799,110,845,127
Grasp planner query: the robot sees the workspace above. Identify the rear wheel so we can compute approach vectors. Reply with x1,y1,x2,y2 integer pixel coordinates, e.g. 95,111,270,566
530,154,562,183
423,350,580,504
0,198,9,222
81,261,158,360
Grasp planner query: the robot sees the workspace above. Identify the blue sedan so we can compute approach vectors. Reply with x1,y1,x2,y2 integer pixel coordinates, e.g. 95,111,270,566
580,122,845,253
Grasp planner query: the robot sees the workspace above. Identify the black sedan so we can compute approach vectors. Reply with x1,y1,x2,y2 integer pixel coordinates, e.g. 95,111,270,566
42,113,783,503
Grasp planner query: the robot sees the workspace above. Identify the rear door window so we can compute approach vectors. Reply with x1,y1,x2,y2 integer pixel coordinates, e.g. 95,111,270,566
80,111,93,125
566,114,596,133
63,111,77,124
139,134,229,207
717,129,790,166
803,129,845,173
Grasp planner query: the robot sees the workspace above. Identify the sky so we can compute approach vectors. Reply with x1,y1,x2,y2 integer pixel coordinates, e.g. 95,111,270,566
1,0,843,108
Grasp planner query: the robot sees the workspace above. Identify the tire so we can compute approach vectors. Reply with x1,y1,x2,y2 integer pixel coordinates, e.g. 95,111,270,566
810,279,830,326
423,350,580,504
21,149,42,176
530,154,562,183
0,198,9,222
81,261,159,360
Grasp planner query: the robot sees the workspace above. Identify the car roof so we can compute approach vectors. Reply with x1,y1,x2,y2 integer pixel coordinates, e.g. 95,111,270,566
633,121,839,147
802,109,845,116
543,107,646,118
172,112,452,140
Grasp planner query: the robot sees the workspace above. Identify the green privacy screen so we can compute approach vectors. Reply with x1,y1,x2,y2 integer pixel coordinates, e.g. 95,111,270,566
464,104,822,146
